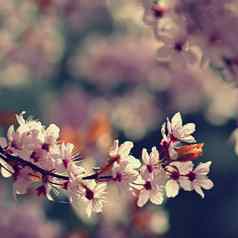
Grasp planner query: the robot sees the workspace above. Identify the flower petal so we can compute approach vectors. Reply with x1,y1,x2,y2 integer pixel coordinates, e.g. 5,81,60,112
181,135,196,143
150,190,164,205
142,148,150,164
183,123,196,135
119,141,134,156
171,112,183,129
165,180,179,198
193,184,204,198
137,190,150,207
179,177,192,191
151,146,159,164
194,161,212,175
198,178,214,190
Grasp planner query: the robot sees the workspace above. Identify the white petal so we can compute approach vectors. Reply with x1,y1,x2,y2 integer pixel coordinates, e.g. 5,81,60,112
171,161,193,174
0,158,14,177
150,190,164,205
181,135,196,143
95,183,107,197
161,123,166,138
7,125,15,141
109,140,119,157
128,156,141,169
16,112,25,125
119,141,134,156
183,123,196,135
1,167,12,178
151,146,159,164
165,180,179,198
194,161,212,175
166,118,172,134
142,148,150,164
137,190,150,207
171,112,183,129
93,200,103,213
193,183,204,198
198,178,214,190
47,124,60,138
179,177,192,191
0,138,7,148
85,202,93,217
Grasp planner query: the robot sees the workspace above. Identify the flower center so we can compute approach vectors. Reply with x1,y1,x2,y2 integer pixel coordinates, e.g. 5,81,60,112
171,171,180,180
115,172,122,182
11,141,19,149
188,172,196,181
42,143,50,151
147,164,153,173
144,181,152,190
30,151,40,162
174,42,184,52
85,188,94,200
151,5,165,18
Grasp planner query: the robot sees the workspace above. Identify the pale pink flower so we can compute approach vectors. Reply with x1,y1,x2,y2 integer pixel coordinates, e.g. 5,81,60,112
185,161,214,198
52,142,75,172
140,147,160,179
0,157,14,178
165,161,193,198
136,178,164,207
13,167,37,195
109,140,141,169
74,180,107,217
166,112,196,143
112,161,139,189
43,124,60,146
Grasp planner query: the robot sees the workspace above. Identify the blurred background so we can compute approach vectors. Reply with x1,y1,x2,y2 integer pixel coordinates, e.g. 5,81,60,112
0,0,238,237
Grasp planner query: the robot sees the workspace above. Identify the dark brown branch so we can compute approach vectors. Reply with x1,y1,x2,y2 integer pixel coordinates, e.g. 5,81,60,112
0,147,109,182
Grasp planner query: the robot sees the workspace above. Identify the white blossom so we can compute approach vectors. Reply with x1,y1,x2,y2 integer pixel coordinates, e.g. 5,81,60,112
74,180,107,217
186,161,214,198
140,147,160,179
165,161,193,198
136,177,164,207
109,140,141,169
167,112,196,143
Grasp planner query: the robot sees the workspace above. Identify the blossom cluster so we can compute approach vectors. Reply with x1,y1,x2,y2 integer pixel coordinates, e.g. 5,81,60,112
142,0,238,81
0,112,213,217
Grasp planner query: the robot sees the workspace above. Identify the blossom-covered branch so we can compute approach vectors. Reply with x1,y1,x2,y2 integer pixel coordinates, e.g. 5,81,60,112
141,0,238,82
0,112,213,217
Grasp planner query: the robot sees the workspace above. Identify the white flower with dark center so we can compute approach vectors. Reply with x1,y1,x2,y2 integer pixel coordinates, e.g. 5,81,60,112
185,161,214,198
42,124,60,148
76,181,107,217
137,178,164,207
167,112,196,143
112,161,139,189
165,161,193,198
140,147,160,179
109,140,141,169
3,113,43,155
52,143,75,172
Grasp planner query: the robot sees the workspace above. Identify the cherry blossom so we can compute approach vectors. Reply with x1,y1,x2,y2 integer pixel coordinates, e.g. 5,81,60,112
186,161,214,198
140,147,160,180
75,180,107,217
136,177,165,207
0,112,213,217
165,161,193,198
109,140,141,169
165,112,196,143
